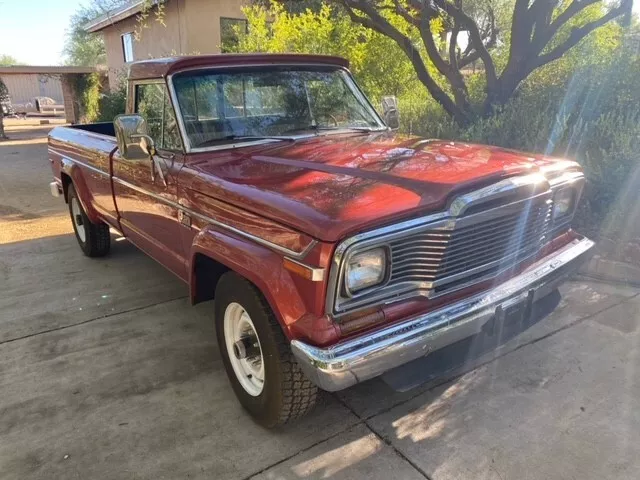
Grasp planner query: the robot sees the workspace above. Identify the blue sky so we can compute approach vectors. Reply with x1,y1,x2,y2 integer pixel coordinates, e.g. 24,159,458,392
0,0,638,66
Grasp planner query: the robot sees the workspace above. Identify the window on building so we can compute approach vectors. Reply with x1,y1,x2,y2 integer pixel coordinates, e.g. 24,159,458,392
134,83,182,151
220,18,248,53
122,32,134,63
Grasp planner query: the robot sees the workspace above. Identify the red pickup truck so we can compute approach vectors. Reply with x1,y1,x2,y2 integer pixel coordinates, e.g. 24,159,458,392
49,54,594,427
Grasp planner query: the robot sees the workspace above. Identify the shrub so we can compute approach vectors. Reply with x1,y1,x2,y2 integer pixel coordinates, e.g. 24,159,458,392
73,72,102,123
97,80,126,122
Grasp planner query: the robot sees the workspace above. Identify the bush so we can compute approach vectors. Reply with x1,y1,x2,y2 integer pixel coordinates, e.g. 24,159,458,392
97,80,126,122
73,72,102,123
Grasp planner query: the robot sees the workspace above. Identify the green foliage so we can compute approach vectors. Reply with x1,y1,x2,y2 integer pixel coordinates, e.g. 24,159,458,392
63,0,128,66
0,54,23,66
73,73,103,123
97,79,127,122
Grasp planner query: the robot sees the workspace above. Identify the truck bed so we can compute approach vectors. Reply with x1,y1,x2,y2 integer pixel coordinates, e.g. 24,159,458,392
48,122,119,229
67,122,115,137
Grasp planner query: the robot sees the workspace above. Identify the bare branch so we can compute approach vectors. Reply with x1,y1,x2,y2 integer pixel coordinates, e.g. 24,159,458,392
549,0,600,37
390,0,421,28
532,0,632,68
431,0,498,88
448,2,461,70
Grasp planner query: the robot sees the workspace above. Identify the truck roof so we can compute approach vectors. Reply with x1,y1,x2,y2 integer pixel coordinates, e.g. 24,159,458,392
127,54,350,81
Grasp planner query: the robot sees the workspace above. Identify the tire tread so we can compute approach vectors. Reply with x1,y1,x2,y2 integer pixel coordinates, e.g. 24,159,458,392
216,273,318,427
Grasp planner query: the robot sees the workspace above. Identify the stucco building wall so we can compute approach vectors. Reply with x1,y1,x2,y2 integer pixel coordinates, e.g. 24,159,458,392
99,0,246,88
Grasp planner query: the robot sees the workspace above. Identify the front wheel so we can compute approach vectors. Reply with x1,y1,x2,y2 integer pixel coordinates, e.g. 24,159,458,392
67,184,110,257
215,272,318,427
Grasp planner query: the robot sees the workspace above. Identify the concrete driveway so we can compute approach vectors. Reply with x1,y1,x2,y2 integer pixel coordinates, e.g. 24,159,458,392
2,122,640,479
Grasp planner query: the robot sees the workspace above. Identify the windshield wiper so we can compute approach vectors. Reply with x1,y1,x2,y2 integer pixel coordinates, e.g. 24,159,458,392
195,135,295,148
281,125,384,135
223,134,296,142
341,126,387,132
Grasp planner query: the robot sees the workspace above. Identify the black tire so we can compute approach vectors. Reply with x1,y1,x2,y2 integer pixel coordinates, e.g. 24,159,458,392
67,184,110,258
215,272,318,428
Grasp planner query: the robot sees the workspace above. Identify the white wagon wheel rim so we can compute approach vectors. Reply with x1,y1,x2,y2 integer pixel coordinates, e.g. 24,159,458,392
71,197,86,243
224,302,265,396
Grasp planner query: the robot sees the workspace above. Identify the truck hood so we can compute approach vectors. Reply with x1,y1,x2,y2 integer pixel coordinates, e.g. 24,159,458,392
185,132,578,242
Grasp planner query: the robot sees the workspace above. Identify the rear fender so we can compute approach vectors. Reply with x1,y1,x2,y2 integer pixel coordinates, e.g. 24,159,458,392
189,225,309,336
60,158,102,224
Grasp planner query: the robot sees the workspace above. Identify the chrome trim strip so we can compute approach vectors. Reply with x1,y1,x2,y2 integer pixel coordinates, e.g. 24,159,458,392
293,236,595,392
112,176,316,259
448,173,548,217
166,74,192,152
326,171,585,316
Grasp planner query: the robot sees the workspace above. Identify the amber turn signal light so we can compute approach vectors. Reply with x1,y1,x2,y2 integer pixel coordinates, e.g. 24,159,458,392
283,257,325,282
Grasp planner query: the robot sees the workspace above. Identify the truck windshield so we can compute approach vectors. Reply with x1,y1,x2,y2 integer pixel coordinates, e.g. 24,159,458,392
172,66,386,149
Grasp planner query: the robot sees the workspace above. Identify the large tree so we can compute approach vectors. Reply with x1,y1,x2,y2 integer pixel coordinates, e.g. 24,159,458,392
63,0,127,66
336,0,633,125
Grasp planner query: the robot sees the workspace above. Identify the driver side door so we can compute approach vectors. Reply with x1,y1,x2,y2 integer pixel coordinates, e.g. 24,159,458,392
112,80,188,280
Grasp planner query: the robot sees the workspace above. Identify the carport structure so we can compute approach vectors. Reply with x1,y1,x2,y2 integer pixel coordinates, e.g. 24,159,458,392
0,65,107,123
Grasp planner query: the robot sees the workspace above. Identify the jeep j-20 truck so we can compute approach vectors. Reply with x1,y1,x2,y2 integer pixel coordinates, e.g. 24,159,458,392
49,54,594,427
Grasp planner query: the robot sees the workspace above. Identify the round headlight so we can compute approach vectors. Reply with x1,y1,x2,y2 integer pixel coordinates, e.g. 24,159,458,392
345,247,387,294
553,188,575,220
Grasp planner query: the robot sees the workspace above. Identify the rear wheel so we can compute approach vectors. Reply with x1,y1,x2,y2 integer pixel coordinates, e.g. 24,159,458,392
215,272,318,427
67,184,110,257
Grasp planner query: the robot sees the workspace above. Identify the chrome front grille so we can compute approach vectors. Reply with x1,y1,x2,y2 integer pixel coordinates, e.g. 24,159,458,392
327,173,585,317
389,200,553,294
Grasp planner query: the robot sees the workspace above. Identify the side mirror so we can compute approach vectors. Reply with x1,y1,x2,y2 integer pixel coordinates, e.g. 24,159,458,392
381,96,400,130
114,114,156,160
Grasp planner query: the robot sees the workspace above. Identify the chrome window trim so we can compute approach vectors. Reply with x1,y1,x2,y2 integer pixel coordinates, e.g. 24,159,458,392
326,171,585,317
166,64,387,154
132,79,184,153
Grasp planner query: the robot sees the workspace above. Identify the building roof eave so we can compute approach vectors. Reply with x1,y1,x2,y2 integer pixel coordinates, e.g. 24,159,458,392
84,0,162,33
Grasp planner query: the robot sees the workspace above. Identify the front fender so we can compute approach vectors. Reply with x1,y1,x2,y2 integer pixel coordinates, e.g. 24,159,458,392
189,225,311,333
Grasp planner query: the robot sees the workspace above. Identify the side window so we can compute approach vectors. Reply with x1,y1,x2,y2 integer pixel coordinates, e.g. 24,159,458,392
135,83,182,151
122,32,134,63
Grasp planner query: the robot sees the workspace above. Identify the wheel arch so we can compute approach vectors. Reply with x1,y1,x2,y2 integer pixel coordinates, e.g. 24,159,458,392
189,225,310,338
60,159,101,223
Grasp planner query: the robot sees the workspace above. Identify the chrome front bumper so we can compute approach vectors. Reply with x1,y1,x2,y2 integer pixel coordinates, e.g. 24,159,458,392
292,236,595,392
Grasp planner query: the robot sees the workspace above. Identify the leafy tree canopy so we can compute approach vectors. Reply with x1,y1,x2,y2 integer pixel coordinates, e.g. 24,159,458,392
0,54,23,66
63,0,127,66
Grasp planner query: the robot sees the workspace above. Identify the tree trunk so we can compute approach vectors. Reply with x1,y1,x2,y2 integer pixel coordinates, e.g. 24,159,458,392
482,66,526,116
0,107,6,140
